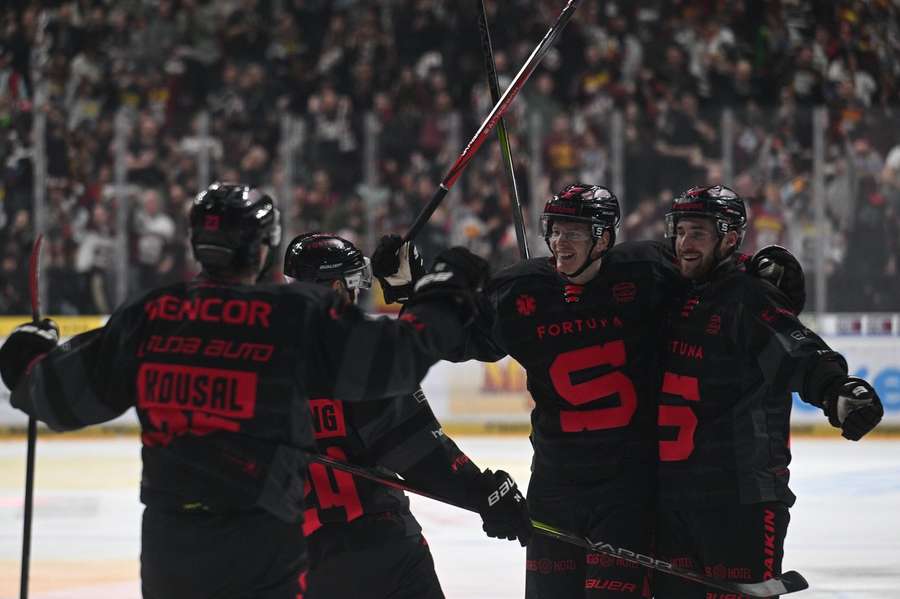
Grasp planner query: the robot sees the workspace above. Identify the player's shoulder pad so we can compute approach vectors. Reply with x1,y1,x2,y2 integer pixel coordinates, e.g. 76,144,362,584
115,280,191,322
605,240,674,266
732,269,795,315
487,257,557,291
604,241,679,283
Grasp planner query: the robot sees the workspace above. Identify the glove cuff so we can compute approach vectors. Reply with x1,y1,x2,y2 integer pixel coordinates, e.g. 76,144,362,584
378,277,413,304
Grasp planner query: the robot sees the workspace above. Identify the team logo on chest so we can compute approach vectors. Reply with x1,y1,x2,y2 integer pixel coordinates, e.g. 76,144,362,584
516,294,537,316
612,282,637,304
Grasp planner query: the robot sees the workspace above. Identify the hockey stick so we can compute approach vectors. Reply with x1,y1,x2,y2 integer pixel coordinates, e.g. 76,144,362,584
20,233,43,599
403,0,581,243
475,0,530,259
305,452,809,596
531,520,809,597
306,451,461,507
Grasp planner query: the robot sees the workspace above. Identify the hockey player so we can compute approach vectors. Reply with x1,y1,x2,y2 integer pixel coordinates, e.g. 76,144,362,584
378,184,674,598
282,232,531,599
373,183,810,598
654,184,884,598
0,183,490,599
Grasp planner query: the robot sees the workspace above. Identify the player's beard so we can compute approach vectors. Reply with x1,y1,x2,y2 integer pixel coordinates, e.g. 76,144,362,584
678,247,717,280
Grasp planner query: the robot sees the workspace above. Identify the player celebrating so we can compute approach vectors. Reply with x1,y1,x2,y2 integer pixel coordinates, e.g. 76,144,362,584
379,184,676,597
0,183,489,599
655,184,884,597
282,232,530,599
374,182,811,598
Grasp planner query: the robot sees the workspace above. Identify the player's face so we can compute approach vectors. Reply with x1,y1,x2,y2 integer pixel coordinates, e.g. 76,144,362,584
330,279,356,304
548,221,595,275
675,217,719,279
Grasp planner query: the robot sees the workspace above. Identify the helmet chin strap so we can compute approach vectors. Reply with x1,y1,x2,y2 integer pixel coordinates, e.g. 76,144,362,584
555,239,600,280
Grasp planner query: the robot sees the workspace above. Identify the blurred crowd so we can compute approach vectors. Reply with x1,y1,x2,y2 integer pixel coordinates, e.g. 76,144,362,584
2,0,899,314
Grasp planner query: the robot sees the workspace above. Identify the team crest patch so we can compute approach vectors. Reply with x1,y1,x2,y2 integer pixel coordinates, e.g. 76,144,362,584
516,294,537,316
563,284,583,303
203,215,220,230
612,282,636,303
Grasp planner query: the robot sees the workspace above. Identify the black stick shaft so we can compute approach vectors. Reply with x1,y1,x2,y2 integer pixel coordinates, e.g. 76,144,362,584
20,419,36,599
307,453,807,596
21,234,43,599
476,0,530,259
403,0,582,243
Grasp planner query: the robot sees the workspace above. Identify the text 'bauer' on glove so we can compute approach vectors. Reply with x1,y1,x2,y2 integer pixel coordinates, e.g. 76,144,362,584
406,247,489,323
371,234,426,304
0,319,60,391
823,376,884,441
477,469,532,547
747,245,806,314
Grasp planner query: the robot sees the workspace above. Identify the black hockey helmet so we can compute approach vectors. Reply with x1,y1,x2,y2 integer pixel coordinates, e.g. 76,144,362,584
189,182,281,278
283,233,372,292
665,185,747,247
540,183,621,247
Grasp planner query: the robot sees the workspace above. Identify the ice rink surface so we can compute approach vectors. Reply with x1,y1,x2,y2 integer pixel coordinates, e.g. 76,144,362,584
1,435,899,598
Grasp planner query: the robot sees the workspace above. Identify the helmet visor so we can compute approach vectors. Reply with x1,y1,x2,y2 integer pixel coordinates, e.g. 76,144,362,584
342,257,373,290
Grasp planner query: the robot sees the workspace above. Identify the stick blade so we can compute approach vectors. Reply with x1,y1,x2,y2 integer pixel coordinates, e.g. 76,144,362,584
779,571,810,594
732,570,809,597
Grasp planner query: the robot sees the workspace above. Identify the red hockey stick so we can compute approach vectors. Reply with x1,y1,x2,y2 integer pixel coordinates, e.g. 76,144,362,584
403,0,582,243
20,233,43,599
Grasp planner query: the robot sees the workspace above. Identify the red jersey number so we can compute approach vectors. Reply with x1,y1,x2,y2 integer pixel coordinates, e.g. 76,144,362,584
658,371,699,461
302,446,363,536
549,341,638,432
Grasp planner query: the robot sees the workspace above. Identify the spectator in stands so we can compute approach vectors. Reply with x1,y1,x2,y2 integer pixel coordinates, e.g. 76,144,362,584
3,0,900,314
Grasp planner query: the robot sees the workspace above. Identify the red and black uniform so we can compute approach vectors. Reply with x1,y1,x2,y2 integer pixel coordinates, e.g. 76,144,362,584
303,387,487,599
459,241,680,598
655,259,848,598
11,278,465,599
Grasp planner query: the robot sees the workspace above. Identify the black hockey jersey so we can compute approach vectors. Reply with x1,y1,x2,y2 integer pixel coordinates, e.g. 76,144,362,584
302,388,484,536
12,278,466,523
657,260,846,507
459,242,680,484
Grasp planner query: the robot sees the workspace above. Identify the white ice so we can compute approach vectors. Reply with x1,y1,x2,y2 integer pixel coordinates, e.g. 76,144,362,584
1,436,898,598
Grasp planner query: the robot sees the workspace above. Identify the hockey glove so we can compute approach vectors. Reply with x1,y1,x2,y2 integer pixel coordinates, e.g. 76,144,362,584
0,319,59,391
748,245,806,314
406,247,489,324
371,234,426,304
823,377,883,441
477,469,531,546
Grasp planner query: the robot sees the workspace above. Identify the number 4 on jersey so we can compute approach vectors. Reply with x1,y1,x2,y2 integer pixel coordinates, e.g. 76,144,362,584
302,446,363,535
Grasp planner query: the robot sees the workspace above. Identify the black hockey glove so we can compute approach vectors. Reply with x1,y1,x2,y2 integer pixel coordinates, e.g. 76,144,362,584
406,247,489,324
747,245,806,314
0,319,59,391
476,469,531,546
371,234,426,304
823,377,883,441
